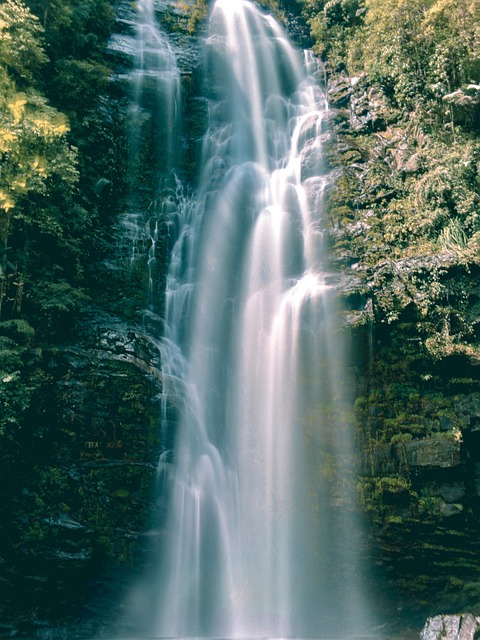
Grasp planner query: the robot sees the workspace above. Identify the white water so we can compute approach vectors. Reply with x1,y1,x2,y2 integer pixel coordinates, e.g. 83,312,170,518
126,1,376,637
117,0,181,316
130,0,180,181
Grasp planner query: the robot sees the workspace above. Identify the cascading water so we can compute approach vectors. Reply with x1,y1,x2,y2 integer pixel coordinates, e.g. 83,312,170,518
127,0,378,637
130,0,180,182
119,0,181,318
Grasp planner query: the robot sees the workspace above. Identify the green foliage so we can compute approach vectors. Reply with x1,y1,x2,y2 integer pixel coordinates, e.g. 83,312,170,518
0,74,76,212
357,474,415,519
161,1,208,35
390,432,413,446
0,0,160,630
0,318,35,343
307,0,365,68
25,0,115,60
143,0,480,618
26,280,89,334
14,461,156,561
0,0,47,85
0,319,39,440
185,0,208,33
52,59,110,115
0,372,31,437
0,0,86,329
0,0,131,337
324,100,480,357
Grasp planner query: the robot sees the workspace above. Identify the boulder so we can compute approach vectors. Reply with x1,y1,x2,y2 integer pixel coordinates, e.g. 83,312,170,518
437,483,465,503
420,614,480,640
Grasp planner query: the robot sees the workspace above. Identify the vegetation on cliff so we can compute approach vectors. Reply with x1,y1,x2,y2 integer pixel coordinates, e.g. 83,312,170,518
293,0,480,618
0,0,153,632
299,0,480,359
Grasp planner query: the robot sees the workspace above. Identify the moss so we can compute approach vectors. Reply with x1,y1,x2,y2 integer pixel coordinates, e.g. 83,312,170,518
159,1,208,35
354,395,368,411
390,433,412,446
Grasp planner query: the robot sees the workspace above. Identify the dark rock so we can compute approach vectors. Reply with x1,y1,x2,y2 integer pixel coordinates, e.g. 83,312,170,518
454,393,480,429
437,483,465,503
43,549,93,562
43,514,88,530
97,326,161,377
439,415,454,431
0,622,17,638
443,86,480,108
107,33,137,63
404,152,420,173
473,463,480,495
327,107,350,126
366,443,396,476
399,434,461,469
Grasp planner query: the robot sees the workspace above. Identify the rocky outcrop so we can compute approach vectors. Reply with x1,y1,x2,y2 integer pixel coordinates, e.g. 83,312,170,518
420,614,480,640
397,434,461,469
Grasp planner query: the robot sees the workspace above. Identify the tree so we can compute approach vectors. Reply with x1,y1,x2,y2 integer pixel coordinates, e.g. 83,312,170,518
0,0,78,319
0,0,47,85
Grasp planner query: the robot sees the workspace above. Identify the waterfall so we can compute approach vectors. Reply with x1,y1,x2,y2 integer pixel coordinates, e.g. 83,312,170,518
130,0,180,182
126,0,377,637
118,0,181,319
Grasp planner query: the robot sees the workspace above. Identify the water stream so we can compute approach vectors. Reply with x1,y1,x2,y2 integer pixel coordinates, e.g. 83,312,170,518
125,0,376,637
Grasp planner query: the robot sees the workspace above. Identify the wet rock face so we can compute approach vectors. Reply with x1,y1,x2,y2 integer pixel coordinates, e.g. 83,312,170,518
0,317,164,637
327,73,390,133
327,74,353,107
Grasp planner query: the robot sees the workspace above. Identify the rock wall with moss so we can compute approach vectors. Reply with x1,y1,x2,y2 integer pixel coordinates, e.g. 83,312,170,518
0,0,208,636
